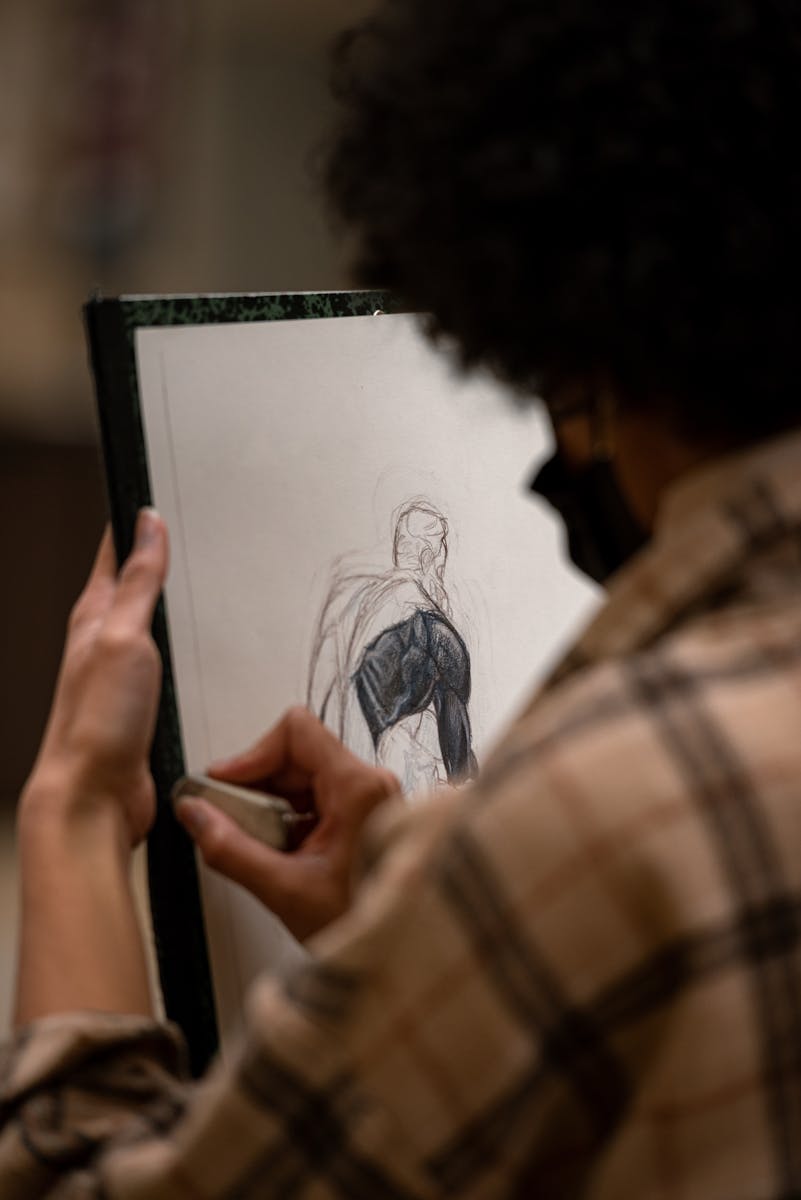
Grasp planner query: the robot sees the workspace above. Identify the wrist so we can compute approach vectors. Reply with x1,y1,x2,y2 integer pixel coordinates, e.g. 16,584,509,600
15,770,153,1027
19,767,131,860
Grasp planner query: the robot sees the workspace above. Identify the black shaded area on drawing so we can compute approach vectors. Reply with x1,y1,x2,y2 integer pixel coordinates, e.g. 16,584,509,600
309,498,478,791
85,291,398,1075
354,609,477,783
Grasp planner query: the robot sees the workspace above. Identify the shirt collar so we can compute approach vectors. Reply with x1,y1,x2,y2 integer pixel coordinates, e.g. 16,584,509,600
655,427,801,540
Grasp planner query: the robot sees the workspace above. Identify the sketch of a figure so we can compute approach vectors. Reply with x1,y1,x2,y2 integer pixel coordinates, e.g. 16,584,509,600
307,499,478,793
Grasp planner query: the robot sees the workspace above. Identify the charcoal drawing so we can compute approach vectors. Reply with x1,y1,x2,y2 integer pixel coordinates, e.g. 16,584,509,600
307,499,478,792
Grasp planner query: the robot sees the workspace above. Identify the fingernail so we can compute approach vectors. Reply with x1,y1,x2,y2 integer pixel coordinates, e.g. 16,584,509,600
136,507,161,548
177,798,208,837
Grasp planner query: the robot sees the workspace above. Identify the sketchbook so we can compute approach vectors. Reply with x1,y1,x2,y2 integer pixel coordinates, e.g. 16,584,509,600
86,291,598,1074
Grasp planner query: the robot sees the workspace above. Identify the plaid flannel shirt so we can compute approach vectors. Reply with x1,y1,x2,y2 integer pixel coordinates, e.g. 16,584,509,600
3,431,801,1198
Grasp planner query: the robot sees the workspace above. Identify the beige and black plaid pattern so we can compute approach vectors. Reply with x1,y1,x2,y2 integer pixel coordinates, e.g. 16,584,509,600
4,432,801,1197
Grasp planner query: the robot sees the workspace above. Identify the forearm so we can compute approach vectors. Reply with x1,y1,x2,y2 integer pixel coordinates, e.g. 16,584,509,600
15,781,154,1027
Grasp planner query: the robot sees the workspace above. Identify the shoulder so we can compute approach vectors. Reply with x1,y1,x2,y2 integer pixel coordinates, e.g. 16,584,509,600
465,602,801,970
488,598,801,794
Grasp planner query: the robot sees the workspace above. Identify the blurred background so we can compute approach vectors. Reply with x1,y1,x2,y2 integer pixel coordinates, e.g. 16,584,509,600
0,0,372,1026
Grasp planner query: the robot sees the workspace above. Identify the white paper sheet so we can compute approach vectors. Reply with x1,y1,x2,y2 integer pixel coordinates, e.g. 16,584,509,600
135,311,598,1043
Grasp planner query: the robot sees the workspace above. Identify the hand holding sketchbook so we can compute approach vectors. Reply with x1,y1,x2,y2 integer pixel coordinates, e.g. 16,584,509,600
86,290,598,1075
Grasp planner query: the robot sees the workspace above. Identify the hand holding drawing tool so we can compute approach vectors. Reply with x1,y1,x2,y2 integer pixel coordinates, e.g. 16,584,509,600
172,774,316,851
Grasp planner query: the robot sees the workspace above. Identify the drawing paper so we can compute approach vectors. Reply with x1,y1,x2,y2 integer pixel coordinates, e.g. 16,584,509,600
135,312,598,1043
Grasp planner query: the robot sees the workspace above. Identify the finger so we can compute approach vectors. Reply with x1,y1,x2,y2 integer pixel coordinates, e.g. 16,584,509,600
208,707,344,787
69,526,118,631
90,523,118,583
176,798,332,935
106,509,169,635
311,764,400,836
373,768,402,801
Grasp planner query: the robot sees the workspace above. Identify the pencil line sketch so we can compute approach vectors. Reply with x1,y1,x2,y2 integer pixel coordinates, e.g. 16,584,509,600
307,498,479,793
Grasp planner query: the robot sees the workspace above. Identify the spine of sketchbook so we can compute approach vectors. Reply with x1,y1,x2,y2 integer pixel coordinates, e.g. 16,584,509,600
84,295,220,1077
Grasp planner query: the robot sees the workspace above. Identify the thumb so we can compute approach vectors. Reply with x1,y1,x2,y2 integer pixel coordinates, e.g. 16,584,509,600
175,797,336,939
176,797,285,897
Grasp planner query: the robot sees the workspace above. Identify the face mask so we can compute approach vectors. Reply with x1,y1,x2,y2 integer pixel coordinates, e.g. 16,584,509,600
530,450,649,584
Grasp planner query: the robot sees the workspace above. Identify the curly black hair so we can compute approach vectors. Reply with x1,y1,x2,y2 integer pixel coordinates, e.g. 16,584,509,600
324,0,801,445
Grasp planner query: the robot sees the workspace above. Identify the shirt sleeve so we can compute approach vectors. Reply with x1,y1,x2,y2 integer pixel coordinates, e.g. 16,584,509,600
0,1013,190,1198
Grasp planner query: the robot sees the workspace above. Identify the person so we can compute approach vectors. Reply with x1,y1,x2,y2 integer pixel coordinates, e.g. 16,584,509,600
307,498,478,791
4,1,801,1194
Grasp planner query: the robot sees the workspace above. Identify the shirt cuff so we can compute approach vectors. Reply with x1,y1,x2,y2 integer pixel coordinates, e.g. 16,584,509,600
0,1012,188,1109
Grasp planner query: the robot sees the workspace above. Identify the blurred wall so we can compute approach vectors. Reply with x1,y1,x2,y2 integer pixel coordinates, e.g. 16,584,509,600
0,0,372,808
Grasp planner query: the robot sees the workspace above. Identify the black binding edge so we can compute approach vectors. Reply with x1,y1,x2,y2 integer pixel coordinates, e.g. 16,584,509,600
85,296,219,1076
